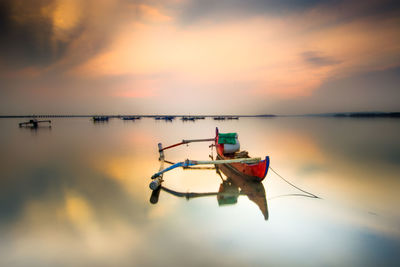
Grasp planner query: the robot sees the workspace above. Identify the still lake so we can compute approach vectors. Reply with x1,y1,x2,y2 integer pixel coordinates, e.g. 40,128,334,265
1,117,399,266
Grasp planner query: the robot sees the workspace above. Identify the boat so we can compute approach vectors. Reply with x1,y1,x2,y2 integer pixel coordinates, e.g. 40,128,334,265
149,127,270,190
122,116,140,120
213,116,226,120
92,116,109,122
181,116,195,121
215,128,269,182
19,119,51,128
155,116,175,121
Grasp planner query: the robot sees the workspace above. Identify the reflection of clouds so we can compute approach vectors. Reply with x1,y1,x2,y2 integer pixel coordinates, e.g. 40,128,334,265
64,191,93,227
0,159,149,227
8,200,142,265
0,160,149,265
259,118,400,239
1,118,400,266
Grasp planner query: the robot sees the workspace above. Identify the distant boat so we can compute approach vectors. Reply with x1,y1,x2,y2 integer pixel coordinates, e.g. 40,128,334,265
227,116,239,120
19,119,51,128
181,116,195,121
194,116,206,120
214,116,226,120
92,116,109,122
155,116,175,121
122,116,140,120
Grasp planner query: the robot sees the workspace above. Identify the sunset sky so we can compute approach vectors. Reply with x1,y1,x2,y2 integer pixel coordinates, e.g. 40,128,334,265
0,0,399,115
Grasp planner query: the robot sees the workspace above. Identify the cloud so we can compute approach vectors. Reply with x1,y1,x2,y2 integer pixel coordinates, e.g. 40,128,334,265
0,0,148,72
0,0,62,68
302,51,340,67
178,0,400,24
0,0,400,114
179,0,327,23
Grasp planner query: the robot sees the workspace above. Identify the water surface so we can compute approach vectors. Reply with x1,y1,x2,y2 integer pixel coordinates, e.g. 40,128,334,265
1,117,399,266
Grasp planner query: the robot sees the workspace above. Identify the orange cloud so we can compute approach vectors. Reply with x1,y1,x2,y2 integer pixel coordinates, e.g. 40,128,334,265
70,4,400,99
137,4,172,22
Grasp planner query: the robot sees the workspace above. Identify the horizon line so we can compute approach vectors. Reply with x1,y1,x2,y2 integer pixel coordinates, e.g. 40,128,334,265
1,111,400,118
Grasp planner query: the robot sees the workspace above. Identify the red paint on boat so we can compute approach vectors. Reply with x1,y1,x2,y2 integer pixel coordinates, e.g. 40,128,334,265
215,128,269,182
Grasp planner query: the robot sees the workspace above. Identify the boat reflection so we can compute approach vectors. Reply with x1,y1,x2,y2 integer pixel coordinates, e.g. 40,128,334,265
150,163,269,220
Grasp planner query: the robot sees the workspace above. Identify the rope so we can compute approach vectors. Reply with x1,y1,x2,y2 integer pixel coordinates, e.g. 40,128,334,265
269,166,320,199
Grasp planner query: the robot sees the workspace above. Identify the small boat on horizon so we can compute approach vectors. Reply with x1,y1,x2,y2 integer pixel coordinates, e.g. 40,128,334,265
19,119,51,128
214,116,226,120
92,116,109,122
122,116,141,120
181,116,196,121
155,116,175,121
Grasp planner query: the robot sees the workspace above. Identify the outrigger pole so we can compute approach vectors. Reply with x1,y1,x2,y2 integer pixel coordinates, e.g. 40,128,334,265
151,138,216,190
150,157,261,190
159,138,215,152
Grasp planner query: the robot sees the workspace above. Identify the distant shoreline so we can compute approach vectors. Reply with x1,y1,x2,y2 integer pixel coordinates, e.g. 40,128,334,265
1,112,399,118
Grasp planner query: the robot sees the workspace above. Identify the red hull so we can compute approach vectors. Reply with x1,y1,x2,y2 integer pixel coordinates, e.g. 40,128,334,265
215,128,269,182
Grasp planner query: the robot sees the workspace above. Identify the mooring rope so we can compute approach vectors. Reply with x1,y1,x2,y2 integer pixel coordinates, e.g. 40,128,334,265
269,166,320,199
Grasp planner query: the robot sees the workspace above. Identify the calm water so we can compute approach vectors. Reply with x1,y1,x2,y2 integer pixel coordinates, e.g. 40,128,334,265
1,117,399,266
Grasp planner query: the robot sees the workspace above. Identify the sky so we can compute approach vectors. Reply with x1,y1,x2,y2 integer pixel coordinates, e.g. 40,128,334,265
0,0,399,115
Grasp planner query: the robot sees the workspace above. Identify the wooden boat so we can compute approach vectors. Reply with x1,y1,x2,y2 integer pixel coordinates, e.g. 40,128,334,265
149,128,270,190
215,128,269,182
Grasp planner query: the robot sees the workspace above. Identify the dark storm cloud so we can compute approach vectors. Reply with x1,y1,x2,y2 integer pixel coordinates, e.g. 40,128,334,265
0,0,61,68
302,51,340,67
0,0,144,71
179,0,400,23
179,0,324,22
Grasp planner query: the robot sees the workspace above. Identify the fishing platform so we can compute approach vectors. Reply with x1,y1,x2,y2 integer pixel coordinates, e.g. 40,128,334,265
19,119,51,128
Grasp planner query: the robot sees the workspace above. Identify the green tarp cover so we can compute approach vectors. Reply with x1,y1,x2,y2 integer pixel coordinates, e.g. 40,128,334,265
218,133,237,144
217,196,238,206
